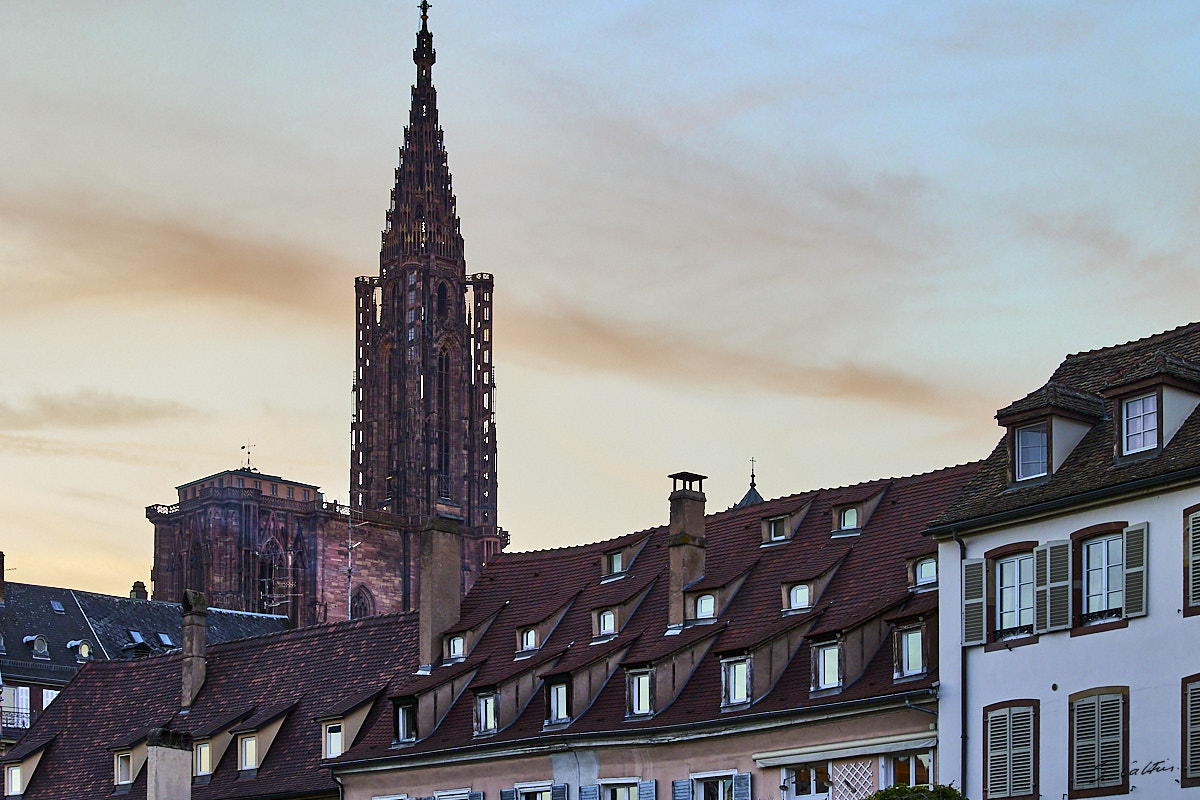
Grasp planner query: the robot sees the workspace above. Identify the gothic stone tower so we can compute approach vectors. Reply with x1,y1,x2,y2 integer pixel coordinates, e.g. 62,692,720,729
352,4,503,588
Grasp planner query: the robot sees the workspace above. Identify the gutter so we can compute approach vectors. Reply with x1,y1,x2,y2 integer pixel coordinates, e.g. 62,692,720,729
334,687,937,775
951,531,968,795
925,463,1200,539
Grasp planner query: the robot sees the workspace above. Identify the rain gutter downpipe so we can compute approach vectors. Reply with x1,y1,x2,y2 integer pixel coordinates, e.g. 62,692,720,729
952,529,968,794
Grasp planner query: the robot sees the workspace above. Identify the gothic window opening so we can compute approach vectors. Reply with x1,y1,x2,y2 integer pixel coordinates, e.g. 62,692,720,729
188,539,207,594
351,585,376,620
437,350,451,500
258,540,284,614
437,282,449,320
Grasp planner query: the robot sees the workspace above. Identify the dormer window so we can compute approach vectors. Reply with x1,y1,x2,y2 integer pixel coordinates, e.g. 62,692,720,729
195,741,212,776
238,734,258,771
838,507,858,530
628,669,653,716
1015,422,1048,480
813,643,841,690
1123,393,1158,454
895,626,925,677
447,635,465,660
519,627,537,651
475,691,497,735
115,751,133,785
26,634,49,660
695,594,716,619
767,516,787,541
914,558,937,587
6,765,21,797
722,657,751,706
396,702,417,742
788,584,811,610
323,721,344,759
547,680,570,724
604,550,624,576
598,608,617,636
68,639,92,661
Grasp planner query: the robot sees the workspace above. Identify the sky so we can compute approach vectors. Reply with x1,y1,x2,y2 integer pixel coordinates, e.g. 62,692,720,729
2,1,1199,595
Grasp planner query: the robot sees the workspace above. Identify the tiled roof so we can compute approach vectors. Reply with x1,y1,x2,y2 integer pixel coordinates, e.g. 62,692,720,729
0,583,287,688
995,381,1105,422
9,463,977,793
4,612,418,800
340,462,977,764
930,322,1200,530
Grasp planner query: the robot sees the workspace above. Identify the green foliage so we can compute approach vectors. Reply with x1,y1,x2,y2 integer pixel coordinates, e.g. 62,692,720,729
863,785,968,800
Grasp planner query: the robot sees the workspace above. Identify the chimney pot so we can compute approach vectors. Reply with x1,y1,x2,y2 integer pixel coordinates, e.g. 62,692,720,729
667,472,706,627
418,514,464,668
130,580,148,600
181,590,207,709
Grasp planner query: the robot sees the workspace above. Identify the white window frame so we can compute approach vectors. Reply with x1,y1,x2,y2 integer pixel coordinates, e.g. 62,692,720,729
838,507,859,530
629,670,652,715
914,557,937,586
239,734,257,771
476,691,497,734
516,781,553,800
897,627,923,677
767,517,788,541
1015,422,1048,480
5,765,21,797
598,609,617,636
396,703,416,742
788,584,811,610
691,771,736,800
723,657,750,705
323,720,344,759
115,751,133,785
604,550,624,575
883,749,934,788
601,782,639,800
814,644,840,690
996,553,1034,634
548,681,569,723
1082,533,1124,620
520,628,537,651
782,763,831,800
195,740,212,776
447,635,465,659
695,594,716,619
1123,392,1158,454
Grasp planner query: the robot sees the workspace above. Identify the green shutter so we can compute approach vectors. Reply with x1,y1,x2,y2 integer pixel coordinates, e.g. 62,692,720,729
1186,681,1200,780
1122,523,1148,618
962,559,986,646
1009,705,1035,796
1034,541,1071,633
1189,513,1200,609
1073,695,1099,790
986,708,1012,797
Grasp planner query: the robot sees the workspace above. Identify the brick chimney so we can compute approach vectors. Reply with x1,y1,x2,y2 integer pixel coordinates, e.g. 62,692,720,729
145,728,193,800
180,590,207,709
418,514,463,670
667,472,706,628
130,580,148,600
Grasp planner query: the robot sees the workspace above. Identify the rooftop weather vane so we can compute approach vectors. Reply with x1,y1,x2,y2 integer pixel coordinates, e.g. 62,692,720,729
241,442,256,471
749,457,757,489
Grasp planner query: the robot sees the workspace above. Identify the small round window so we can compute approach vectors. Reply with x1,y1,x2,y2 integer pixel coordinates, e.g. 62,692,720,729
33,635,48,655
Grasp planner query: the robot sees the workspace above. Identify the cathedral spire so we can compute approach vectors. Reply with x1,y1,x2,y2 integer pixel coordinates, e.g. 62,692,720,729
382,0,462,264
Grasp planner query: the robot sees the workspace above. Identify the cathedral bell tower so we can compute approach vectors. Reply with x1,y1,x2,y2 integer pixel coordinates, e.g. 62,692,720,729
352,3,503,586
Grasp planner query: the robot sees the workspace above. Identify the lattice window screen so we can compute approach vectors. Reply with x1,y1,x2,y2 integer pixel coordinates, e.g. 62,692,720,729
830,759,875,800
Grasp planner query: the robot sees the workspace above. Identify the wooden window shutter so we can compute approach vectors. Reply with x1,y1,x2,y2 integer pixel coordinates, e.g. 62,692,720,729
637,780,656,800
1186,680,1200,779
1073,695,1100,790
671,779,692,800
1034,541,1071,633
1123,523,1148,618
1009,705,1035,796
985,708,1012,798
1189,513,1200,609
580,787,599,800
552,785,568,800
962,558,986,646
732,773,750,800
1096,693,1124,786
501,789,518,800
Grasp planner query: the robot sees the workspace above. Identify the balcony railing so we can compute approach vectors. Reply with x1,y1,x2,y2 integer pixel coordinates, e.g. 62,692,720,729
1,709,31,729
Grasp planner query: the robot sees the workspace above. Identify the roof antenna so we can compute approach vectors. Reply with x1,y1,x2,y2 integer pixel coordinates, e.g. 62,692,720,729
241,442,257,472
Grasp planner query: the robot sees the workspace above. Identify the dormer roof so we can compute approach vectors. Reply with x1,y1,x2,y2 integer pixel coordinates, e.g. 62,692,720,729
929,321,1200,534
995,380,1105,424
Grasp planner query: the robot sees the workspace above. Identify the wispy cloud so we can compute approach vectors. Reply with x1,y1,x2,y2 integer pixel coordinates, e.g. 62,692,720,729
0,194,347,320
504,301,987,417
0,389,195,431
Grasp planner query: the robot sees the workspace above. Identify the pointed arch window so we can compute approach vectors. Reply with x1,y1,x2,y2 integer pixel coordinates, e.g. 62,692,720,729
350,585,375,620
258,540,283,614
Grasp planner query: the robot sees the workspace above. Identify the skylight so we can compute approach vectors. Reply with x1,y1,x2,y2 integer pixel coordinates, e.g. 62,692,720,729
158,633,174,646
129,630,144,643
50,599,65,614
